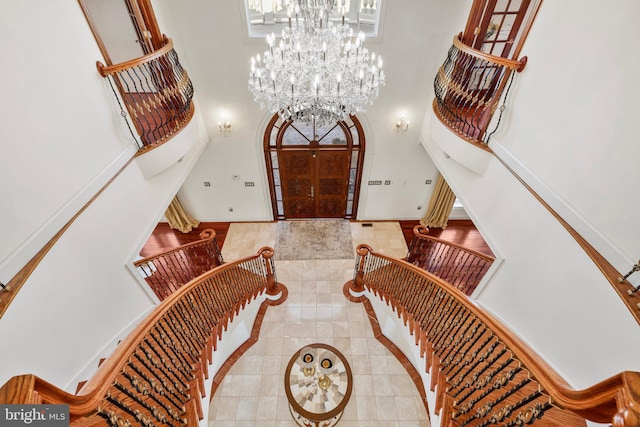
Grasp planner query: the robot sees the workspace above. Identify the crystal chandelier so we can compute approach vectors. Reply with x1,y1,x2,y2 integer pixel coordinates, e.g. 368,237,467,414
248,0,385,125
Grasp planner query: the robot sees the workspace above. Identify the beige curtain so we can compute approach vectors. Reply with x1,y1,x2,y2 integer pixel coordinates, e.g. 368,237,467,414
165,196,200,233
420,173,456,229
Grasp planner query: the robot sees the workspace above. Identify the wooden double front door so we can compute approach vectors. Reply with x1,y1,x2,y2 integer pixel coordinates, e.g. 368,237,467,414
280,150,350,218
264,114,365,220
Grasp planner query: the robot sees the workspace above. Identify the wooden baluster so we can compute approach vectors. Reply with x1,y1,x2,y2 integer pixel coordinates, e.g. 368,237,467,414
452,346,515,408
156,321,194,372
469,377,538,427
415,280,439,330
440,246,455,285
431,304,466,353
180,296,210,382
162,253,183,292
440,319,485,370
423,290,449,338
208,281,226,339
437,316,473,369
449,341,505,398
217,273,236,329
463,358,519,415
441,323,485,375
166,310,199,360
126,357,188,410
112,378,178,427
122,367,184,421
134,344,190,398
445,332,495,379
453,253,471,291
456,365,527,425
144,335,190,384
183,247,202,278
104,389,153,426
428,296,457,345
176,299,207,347
192,287,218,335
199,284,224,343
155,256,178,298
163,313,195,363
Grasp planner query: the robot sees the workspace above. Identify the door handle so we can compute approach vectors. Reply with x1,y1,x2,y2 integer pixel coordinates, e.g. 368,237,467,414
310,186,314,197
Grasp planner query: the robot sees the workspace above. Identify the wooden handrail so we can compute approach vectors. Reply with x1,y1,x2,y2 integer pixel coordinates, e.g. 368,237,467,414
96,36,173,77
351,244,640,425
0,247,280,425
452,33,527,72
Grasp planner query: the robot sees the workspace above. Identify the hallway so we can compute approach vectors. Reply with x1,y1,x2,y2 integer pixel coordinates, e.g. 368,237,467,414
208,222,429,426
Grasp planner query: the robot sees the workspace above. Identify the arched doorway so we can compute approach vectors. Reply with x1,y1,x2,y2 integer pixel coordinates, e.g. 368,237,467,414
264,114,365,220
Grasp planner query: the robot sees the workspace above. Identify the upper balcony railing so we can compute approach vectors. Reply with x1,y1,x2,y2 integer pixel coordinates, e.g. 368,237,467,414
349,244,640,426
406,225,494,295
97,37,194,152
134,229,224,300
433,34,527,146
0,247,283,425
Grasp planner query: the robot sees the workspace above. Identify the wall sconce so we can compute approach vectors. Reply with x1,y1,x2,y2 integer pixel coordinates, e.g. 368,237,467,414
395,117,409,134
218,120,232,136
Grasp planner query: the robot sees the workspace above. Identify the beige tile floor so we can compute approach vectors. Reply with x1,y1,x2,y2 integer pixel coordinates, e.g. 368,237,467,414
210,221,429,427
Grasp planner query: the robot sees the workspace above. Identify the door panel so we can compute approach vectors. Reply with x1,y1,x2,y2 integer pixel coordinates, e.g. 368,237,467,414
79,0,151,65
316,151,349,218
280,151,315,218
279,150,350,218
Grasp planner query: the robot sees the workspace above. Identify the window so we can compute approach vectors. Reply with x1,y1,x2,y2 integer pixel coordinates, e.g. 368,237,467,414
244,0,383,38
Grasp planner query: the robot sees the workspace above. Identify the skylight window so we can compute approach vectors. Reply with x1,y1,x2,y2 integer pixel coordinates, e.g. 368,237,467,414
244,0,382,38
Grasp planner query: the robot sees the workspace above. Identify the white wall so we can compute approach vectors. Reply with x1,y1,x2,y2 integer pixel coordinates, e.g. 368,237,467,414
420,0,640,390
0,1,132,278
156,0,471,221
0,1,209,389
489,0,640,278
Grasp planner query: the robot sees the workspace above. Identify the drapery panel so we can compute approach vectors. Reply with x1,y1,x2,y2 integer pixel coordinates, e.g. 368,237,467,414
165,196,199,233
420,173,456,229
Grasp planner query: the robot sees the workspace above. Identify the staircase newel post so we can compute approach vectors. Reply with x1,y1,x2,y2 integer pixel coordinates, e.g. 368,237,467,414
261,247,278,296
353,244,372,293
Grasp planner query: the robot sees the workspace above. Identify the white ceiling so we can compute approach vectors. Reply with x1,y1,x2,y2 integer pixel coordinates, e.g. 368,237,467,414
158,0,472,145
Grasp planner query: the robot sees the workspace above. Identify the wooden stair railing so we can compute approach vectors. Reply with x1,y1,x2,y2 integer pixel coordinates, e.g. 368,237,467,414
0,247,284,426
433,34,527,146
348,244,640,426
134,229,224,300
97,36,195,152
407,225,495,296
